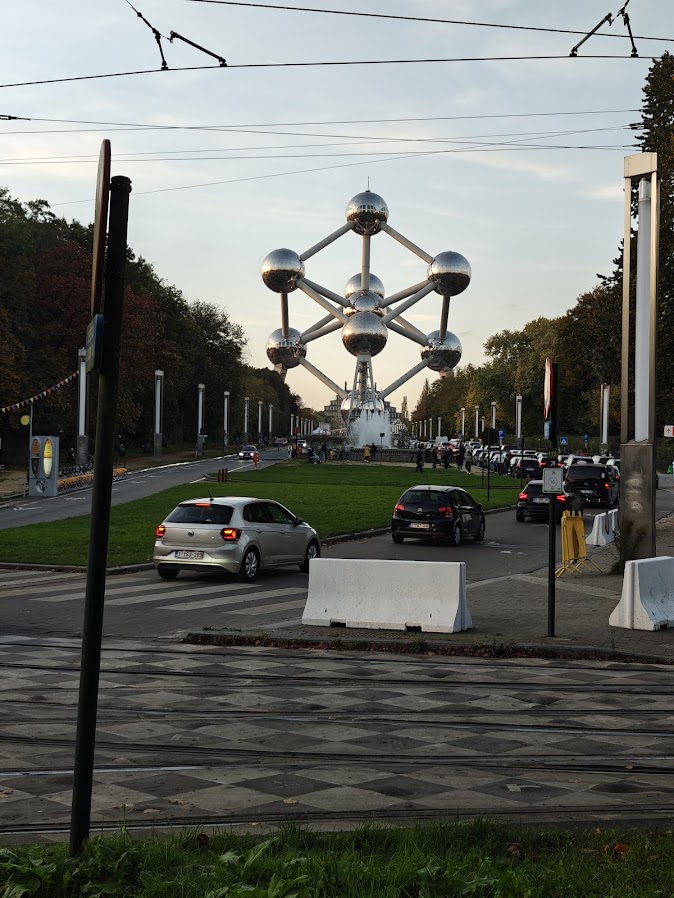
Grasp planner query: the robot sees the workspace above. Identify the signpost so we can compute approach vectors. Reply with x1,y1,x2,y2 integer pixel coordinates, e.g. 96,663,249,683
559,436,568,447
542,466,563,637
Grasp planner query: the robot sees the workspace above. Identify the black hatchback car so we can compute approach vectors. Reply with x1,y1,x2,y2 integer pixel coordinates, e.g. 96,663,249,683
516,480,567,523
391,484,485,546
564,464,619,508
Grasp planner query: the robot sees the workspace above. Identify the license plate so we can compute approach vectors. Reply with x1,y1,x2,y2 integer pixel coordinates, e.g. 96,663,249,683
175,550,204,560
533,497,548,504
409,523,430,530
580,490,593,495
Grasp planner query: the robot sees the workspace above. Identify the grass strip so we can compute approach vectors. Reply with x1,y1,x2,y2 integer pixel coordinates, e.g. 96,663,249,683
0,821,671,897
0,462,521,568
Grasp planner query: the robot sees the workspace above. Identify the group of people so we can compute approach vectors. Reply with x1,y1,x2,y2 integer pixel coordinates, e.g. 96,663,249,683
415,443,473,475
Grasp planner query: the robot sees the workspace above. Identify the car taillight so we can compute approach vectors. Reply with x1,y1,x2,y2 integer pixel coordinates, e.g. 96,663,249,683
437,506,454,518
518,492,528,501
394,504,405,516
555,494,566,502
155,525,166,538
605,482,610,489
220,528,241,541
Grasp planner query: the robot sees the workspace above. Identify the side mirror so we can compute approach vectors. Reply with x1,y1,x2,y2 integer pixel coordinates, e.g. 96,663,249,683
293,516,303,526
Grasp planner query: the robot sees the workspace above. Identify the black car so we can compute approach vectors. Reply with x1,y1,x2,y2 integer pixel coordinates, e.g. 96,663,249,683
564,464,619,508
391,484,485,546
516,480,567,522
511,456,541,479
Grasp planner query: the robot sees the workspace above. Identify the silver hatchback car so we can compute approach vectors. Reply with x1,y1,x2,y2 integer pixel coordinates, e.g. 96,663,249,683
154,496,320,582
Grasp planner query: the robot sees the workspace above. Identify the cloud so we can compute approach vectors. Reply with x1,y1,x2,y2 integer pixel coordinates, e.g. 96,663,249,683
588,184,624,201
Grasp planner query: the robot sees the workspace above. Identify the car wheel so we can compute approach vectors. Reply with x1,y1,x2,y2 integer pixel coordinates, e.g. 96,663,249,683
300,540,320,573
238,547,260,582
157,565,179,580
392,532,404,544
515,512,524,522
474,518,485,542
449,521,462,547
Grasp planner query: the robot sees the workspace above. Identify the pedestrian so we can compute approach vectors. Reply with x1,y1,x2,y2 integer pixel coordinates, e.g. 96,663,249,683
432,447,438,468
344,442,351,461
287,443,293,459
465,448,472,474
370,442,377,463
443,447,450,469
253,449,260,469
457,446,465,471
415,449,424,473
363,444,371,463
424,447,431,464
320,442,329,462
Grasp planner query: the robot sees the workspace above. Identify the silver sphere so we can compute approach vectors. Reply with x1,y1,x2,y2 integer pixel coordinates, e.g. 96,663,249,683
266,328,306,369
341,390,384,418
421,330,463,372
345,289,383,318
342,311,388,357
261,248,305,293
345,191,389,236
427,251,472,296
344,272,385,300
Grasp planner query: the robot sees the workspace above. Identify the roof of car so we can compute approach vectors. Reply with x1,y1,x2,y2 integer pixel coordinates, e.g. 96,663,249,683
406,484,466,492
180,496,267,507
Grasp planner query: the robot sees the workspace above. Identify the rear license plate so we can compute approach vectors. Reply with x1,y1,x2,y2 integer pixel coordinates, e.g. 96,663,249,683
580,490,593,495
409,523,430,530
175,550,204,560
533,497,548,504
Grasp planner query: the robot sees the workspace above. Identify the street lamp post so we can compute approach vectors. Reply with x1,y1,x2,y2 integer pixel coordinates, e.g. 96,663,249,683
244,396,249,441
197,383,205,454
77,347,88,465
515,395,522,447
257,400,263,441
474,405,479,440
491,401,497,430
268,403,273,440
460,407,465,439
223,391,230,451
154,370,164,460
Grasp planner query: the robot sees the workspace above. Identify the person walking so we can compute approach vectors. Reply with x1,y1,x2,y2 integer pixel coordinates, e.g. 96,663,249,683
465,448,472,474
415,449,424,474
370,442,377,464
443,447,450,469
457,446,465,471
363,444,371,463
253,449,260,470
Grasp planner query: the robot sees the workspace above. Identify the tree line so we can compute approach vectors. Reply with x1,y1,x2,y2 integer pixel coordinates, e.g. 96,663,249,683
410,54,673,449
0,190,303,454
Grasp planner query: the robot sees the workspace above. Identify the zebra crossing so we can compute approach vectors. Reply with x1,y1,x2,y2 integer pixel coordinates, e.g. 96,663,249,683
0,567,309,635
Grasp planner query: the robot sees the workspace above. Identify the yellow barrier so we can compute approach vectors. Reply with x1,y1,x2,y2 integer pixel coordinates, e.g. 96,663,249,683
556,510,602,577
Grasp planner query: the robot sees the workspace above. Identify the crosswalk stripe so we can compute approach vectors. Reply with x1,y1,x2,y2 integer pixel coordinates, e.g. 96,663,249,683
229,599,306,616
163,586,304,611
107,581,257,607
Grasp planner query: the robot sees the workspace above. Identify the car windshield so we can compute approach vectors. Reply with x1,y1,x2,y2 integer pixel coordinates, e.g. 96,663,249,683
524,482,543,495
402,490,448,506
565,465,607,483
242,445,256,452
167,504,234,525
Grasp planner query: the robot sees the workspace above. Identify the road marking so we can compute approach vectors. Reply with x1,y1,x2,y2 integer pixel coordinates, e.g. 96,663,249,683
229,599,306,616
164,586,304,611
35,578,251,604
107,581,259,607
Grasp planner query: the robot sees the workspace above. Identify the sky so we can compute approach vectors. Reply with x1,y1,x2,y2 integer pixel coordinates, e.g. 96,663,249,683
2,0,673,415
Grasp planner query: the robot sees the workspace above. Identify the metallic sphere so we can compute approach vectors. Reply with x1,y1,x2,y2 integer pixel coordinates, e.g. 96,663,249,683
341,311,388,357
345,191,389,236
344,272,385,300
266,328,306,369
427,251,472,296
421,330,463,372
345,289,384,318
261,248,305,293
341,391,384,418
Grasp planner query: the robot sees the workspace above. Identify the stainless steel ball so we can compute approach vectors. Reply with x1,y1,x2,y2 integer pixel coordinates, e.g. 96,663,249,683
345,191,389,236
342,311,388,357
266,328,306,368
261,248,305,293
345,289,383,318
427,251,471,296
340,391,384,418
421,330,463,371
344,272,385,300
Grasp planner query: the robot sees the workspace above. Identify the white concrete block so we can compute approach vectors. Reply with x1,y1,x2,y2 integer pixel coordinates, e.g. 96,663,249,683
609,556,674,630
587,509,618,546
302,558,471,633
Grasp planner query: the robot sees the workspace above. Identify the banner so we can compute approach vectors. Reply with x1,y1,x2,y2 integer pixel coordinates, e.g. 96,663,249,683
0,372,78,414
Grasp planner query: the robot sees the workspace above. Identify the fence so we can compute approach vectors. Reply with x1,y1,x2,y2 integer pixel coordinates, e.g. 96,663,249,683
57,464,127,494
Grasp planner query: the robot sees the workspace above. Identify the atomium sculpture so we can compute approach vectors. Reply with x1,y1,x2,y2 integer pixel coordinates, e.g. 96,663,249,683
261,190,471,447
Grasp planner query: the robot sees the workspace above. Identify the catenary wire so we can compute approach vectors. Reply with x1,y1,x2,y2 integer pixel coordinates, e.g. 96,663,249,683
184,0,674,45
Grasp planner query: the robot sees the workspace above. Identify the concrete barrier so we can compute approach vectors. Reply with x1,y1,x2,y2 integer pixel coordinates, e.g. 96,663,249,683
609,556,674,630
587,508,618,546
302,557,472,633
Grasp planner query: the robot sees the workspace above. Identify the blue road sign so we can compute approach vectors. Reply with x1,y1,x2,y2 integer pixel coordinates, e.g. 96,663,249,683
583,434,590,443
559,436,568,446
498,429,504,441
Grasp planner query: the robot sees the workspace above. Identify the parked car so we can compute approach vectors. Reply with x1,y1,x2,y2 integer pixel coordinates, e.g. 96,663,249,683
154,497,321,581
238,444,257,460
391,484,485,546
274,437,288,447
563,464,619,508
512,456,542,480
516,480,567,522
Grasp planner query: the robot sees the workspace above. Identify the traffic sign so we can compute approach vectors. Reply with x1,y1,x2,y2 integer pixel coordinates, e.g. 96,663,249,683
559,437,568,446
498,429,504,441
542,467,563,494
583,434,590,443
665,425,674,437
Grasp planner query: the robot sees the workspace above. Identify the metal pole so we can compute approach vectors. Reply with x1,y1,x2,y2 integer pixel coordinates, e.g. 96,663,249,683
197,383,205,452
601,384,610,450
474,405,479,440
491,401,497,430
77,348,88,465
515,395,522,441
437,417,442,438
361,234,371,292
258,400,263,440
223,390,230,450
268,403,273,439
244,397,249,441
547,490,556,636
154,370,163,460
460,407,465,439
70,175,131,857
635,178,652,442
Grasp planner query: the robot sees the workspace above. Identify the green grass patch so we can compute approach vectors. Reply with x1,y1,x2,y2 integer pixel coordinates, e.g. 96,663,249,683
0,462,520,568
1,821,672,897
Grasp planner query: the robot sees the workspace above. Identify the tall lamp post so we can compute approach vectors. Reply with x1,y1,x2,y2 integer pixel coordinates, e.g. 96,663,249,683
491,401,497,431
515,395,522,448
197,383,205,454
223,390,230,452
154,370,164,460
244,396,249,441
257,400,263,442
474,405,479,440
268,403,273,440
460,407,465,439
77,347,88,465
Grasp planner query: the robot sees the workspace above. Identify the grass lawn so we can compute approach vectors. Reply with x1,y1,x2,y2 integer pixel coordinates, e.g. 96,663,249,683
1,821,671,897
0,461,521,568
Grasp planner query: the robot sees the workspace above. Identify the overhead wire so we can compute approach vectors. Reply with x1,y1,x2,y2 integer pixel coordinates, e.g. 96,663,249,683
183,0,674,45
